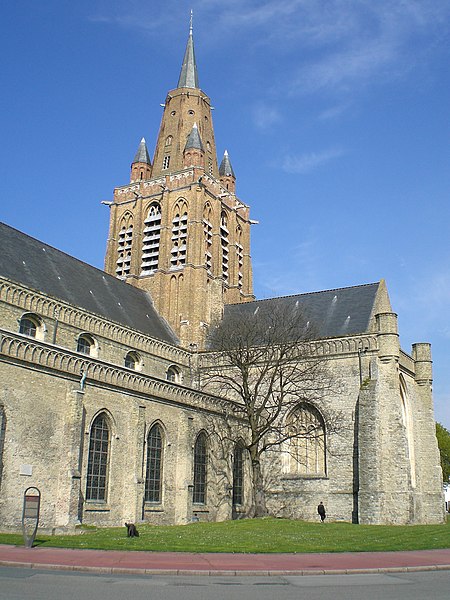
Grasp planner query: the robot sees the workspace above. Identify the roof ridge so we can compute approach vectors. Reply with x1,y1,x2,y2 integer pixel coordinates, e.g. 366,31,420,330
226,282,380,306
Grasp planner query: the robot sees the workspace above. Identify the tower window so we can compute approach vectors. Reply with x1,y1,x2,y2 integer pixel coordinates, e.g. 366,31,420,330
236,226,243,289
163,155,171,169
165,135,173,146
141,203,161,275
203,204,213,273
170,202,188,269
220,211,229,283
116,216,133,278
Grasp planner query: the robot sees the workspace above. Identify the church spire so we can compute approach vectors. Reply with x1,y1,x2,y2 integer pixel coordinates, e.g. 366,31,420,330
177,11,199,89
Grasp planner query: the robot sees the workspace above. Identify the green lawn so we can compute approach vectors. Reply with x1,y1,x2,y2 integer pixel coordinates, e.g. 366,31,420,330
0,517,449,553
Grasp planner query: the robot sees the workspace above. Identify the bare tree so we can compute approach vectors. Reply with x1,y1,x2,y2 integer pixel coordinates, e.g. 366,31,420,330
201,301,341,517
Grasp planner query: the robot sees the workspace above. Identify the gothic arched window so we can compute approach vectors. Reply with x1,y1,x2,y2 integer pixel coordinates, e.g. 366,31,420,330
400,375,416,487
232,443,244,507
236,225,243,289
287,403,326,476
116,214,133,278
193,432,207,504
220,211,229,283
145,423,163,503
171,201,188,268
203,204,212,272
0,406,6,489
86,413,110,502
141,203,161,274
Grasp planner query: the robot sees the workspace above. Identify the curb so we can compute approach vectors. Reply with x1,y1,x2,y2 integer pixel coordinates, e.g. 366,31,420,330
1,560,450,576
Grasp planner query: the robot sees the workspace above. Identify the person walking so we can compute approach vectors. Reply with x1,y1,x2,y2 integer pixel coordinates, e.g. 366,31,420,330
317,501,326,522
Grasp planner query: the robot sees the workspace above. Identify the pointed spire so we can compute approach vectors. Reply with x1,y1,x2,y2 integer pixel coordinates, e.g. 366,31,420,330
177,11,199,89
219,150,235,178
185,123,204,152
133,138,151,164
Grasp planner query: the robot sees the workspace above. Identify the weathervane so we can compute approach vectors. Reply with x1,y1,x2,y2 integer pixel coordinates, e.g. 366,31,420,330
190,9,193,35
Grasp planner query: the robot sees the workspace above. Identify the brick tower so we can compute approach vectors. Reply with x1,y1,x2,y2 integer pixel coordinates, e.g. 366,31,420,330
104,19,254,348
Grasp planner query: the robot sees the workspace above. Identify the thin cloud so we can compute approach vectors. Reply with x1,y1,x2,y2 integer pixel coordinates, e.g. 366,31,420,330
90,1,450,99
282,147,344,174
252,102,282,131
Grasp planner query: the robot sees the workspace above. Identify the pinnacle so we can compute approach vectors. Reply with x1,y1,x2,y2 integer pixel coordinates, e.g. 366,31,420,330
133,138,151,165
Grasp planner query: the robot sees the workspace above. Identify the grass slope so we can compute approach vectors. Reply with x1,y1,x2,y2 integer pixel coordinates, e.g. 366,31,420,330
1,518,449,553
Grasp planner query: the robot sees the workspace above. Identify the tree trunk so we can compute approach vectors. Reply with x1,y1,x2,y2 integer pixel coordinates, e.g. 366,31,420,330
250,456,268,517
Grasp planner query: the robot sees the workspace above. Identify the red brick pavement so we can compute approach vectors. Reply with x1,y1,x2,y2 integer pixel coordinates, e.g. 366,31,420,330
0,545,449,576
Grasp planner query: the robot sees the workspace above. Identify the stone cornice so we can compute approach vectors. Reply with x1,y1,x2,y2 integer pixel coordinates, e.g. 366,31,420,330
0,330,237,416
199,334,379,367
0,278,189,365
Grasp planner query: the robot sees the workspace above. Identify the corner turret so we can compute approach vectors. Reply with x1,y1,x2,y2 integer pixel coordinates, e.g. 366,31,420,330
130,138,152,182
183,123,205,168
219,150,236,193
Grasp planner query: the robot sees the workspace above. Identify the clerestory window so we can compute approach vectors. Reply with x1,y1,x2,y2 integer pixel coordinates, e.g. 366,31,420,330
77,334,96,356
125,351,141,371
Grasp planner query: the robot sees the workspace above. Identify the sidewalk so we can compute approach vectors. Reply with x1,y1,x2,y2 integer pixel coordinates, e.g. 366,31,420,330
0,545,450,576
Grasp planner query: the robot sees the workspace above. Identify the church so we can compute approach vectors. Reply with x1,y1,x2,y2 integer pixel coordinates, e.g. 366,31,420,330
0,23,444,532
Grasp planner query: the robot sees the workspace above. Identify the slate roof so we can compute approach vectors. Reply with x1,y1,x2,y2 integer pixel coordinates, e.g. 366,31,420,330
224,283,380,339
219,150,235,178
177,26,199,89
133,138,151,164
185,123,204,152
0,222,178,344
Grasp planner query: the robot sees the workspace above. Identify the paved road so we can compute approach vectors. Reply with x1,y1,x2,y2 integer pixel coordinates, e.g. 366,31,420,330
1,567,450,600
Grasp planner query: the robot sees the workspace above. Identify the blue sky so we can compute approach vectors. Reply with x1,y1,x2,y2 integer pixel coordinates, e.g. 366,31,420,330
1,1,450,427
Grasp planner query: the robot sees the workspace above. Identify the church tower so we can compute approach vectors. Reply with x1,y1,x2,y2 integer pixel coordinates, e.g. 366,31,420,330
104,18,254,348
